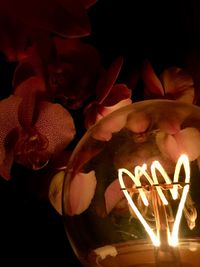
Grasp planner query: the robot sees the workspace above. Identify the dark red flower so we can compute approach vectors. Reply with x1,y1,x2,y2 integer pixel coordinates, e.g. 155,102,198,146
48,37,101,109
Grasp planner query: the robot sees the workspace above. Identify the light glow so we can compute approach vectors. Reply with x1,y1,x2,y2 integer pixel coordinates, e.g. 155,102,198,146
118,154,190,247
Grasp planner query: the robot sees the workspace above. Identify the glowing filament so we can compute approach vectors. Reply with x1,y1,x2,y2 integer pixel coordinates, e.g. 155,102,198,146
118,154,190,247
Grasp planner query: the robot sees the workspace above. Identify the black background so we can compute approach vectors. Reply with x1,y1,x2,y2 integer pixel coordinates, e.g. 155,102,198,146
1,0,200,266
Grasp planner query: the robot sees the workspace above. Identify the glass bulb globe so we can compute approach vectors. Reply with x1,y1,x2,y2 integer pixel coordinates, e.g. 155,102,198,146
62,100,200,267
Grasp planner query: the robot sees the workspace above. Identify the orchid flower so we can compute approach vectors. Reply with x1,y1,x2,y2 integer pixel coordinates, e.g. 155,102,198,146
0,76,75,180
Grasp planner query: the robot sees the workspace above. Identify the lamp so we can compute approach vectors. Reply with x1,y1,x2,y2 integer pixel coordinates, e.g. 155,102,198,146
62,100,200,267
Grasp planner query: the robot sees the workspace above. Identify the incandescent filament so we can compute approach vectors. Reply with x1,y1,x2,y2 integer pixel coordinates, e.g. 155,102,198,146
118,154,190,247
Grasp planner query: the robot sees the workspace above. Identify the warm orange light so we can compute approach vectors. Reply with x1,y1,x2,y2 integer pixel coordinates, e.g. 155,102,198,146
118,154,190,247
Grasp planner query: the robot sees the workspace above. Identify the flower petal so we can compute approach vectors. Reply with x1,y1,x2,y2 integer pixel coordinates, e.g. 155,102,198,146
84,84,132,128
102,84,132,106
85,99,132,130
100,99,132,118
49,170,65,215
0,96,21,161
158,117,181,134
92,111,128,141
126,111,151,133
156,127,200,162
68,171,97,215
13,62,36,89
0,147,14,180
50,150,72,171
174,127,200,161
96,57,123,103
13,45,46,88
84,102,99,128
156,132,180,161
14,76,46,129
35,102,76,155
160,67,194,103
72,142,104,176
104,179,124,214
142,60,164,98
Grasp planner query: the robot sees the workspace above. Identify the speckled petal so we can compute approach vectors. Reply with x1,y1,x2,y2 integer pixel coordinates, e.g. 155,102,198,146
0,96,19,159
35,101,76,155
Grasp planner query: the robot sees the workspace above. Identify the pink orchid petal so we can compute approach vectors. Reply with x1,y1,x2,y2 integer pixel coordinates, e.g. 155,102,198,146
35,102,75,154
68,171,97,215
104,179,124,214
14,76,46,129
84,84,131,128
126,111,150,133
102,84,132,106
156,127,200,162
99,98,132,118
142,61,164,98
160,67,194,103
174,127,200,161
92,111,128,141
104,176,134,214
156,132,180,161
0,96,21,169
96,57,123,103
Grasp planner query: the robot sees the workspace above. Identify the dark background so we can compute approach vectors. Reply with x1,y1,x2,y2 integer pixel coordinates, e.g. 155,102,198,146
87,0,200,71
1,0,200,266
